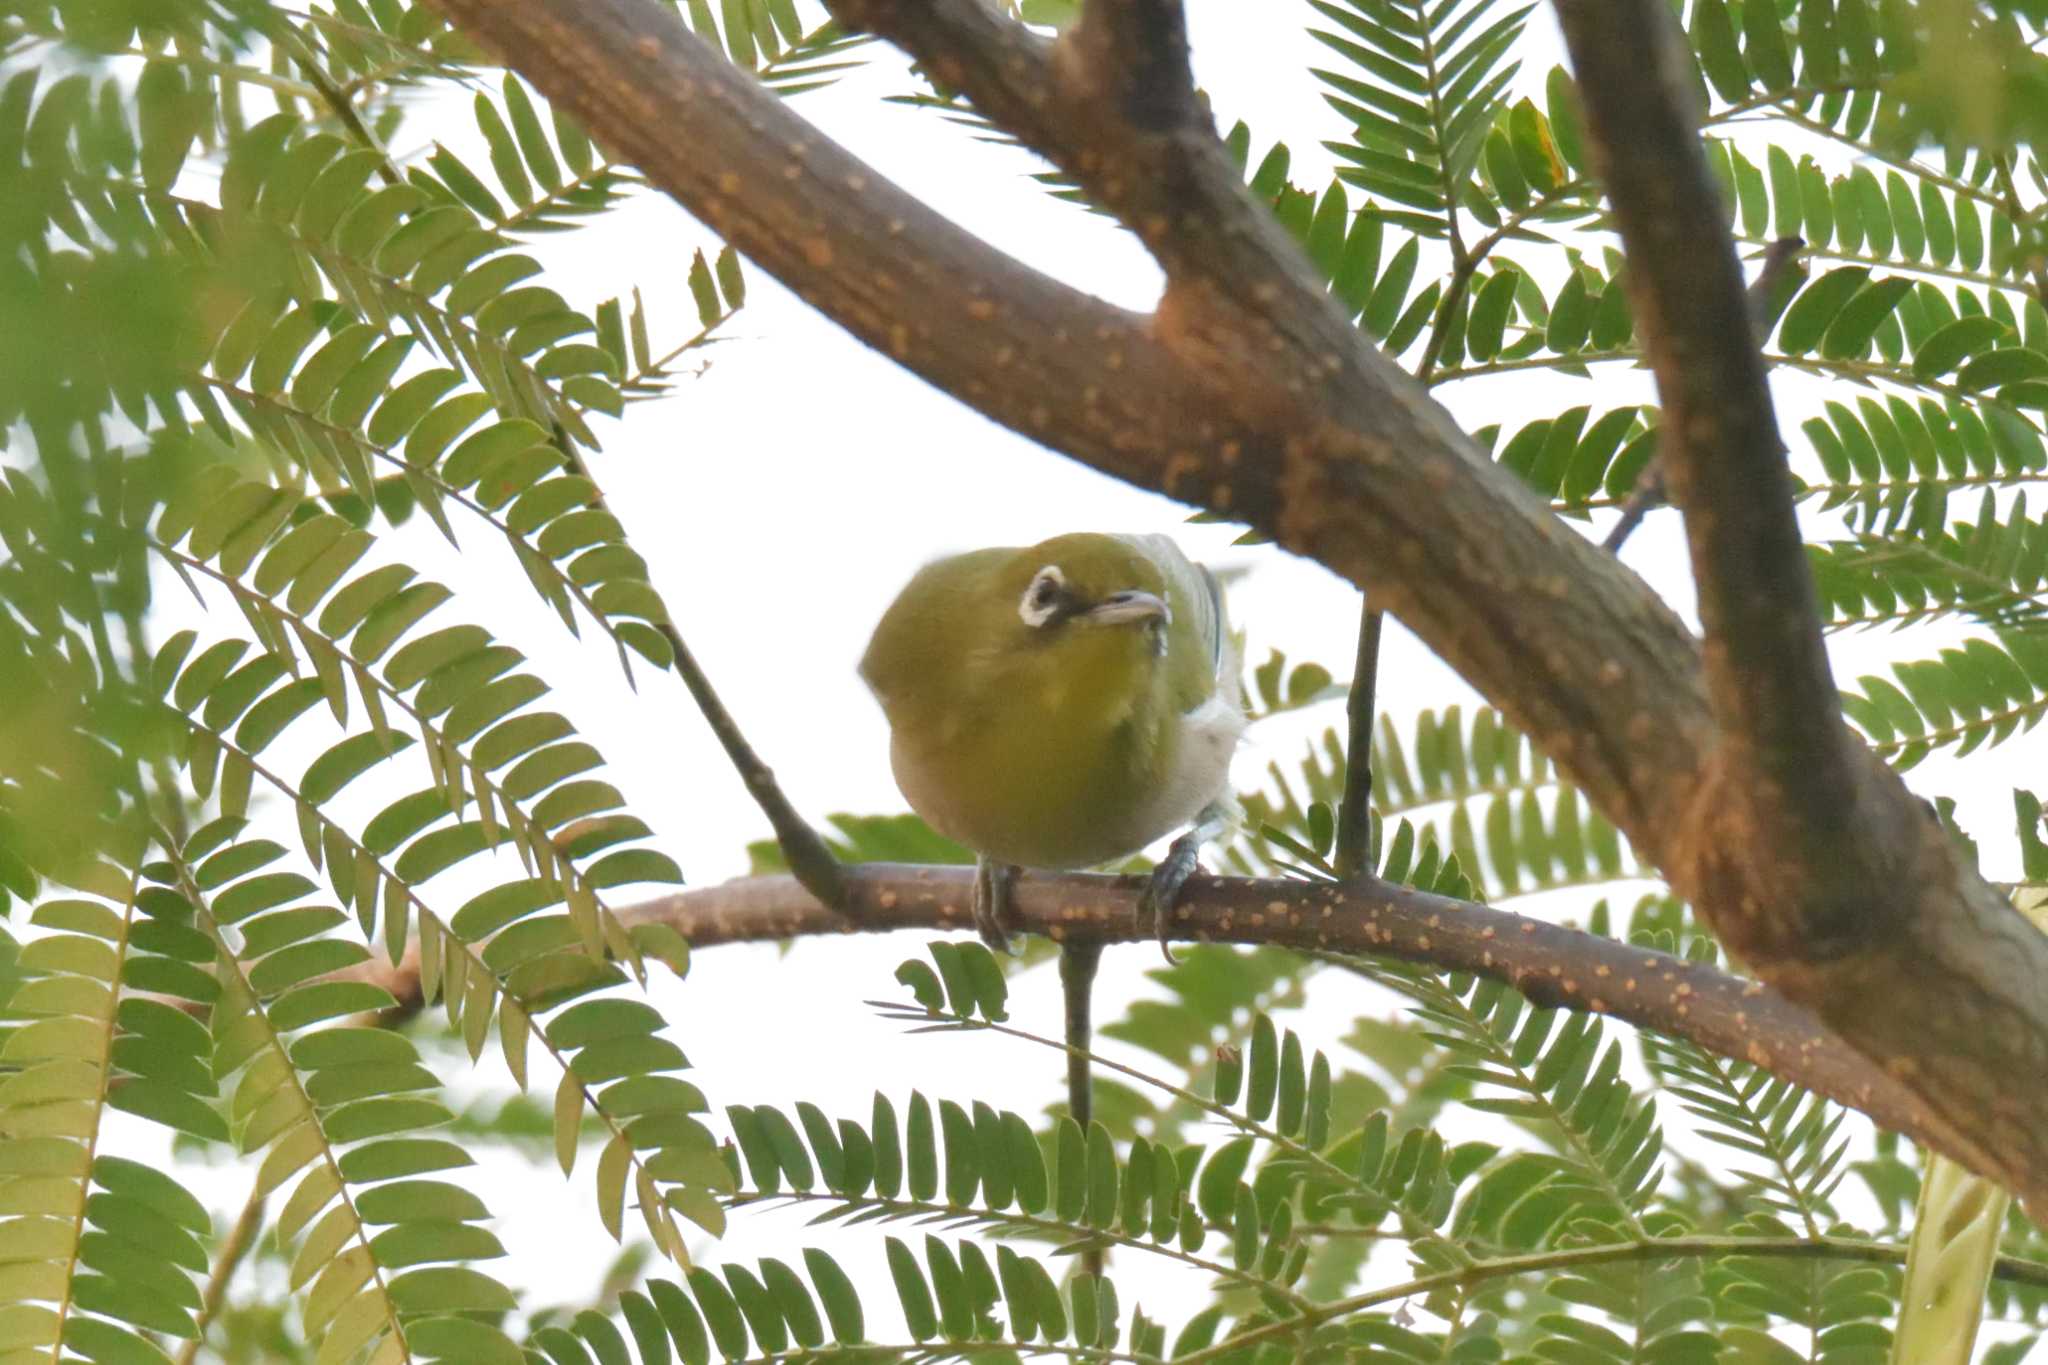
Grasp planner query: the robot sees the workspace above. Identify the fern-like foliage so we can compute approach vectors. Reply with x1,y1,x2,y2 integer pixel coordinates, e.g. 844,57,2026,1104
8,0,2048,1356
1236,702,1638,906
1310,0,1536,239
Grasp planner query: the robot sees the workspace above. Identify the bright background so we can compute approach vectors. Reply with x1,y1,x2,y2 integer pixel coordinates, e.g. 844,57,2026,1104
124,0,2036,1342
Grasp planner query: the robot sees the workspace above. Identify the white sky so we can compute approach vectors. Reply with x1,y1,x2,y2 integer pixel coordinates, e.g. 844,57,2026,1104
66,0,2048,1351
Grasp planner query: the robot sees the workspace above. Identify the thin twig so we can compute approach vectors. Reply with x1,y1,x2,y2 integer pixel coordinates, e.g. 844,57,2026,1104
1333,603,1383,879
550,428,846,910
1989,153,2048,310
176,1187,266,1365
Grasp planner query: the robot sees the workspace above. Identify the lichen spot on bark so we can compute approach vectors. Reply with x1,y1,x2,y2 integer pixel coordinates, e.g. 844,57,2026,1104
966,298,995,320
803,238,833,268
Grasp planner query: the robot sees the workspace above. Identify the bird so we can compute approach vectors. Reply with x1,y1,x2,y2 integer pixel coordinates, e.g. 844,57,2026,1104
860,532,1246,958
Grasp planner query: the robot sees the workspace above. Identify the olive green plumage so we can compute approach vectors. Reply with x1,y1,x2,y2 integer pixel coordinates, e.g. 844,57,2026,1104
862,532,1244,950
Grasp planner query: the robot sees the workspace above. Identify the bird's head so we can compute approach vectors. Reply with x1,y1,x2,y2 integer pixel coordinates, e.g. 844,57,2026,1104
860,533,1187,727
1006,533,1173,651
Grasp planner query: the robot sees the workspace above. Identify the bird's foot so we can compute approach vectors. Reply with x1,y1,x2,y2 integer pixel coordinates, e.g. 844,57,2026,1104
1138,829,1206,965
973,857,1020,955
1138,800,1237,964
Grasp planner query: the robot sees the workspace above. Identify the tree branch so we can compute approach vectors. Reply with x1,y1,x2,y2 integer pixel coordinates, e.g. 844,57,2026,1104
1333,603,1383,879
175,1183,265,1365
428,0,2048,1206
550,428,848,911
1558,7,1851,853
1600,236,1807,558
344,866,1943,1158
1554,0,2048,1206
428,0,1708,858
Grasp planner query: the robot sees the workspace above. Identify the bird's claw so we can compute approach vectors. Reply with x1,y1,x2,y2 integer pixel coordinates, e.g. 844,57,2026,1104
972,858,1019,955
1138,829,1204,965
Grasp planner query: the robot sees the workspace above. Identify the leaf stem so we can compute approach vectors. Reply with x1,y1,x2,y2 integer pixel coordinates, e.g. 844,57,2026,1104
45,866,145,1365
874,1000,1472,1267
1988,153,2048,309
1175,1232,2048,1365
728,1187,1304,1308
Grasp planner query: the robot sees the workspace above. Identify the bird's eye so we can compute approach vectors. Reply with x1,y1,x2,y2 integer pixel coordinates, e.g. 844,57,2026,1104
1018,566,1065,628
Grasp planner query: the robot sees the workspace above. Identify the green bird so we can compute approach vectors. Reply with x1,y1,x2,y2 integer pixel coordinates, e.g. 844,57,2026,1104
861,532,1245,955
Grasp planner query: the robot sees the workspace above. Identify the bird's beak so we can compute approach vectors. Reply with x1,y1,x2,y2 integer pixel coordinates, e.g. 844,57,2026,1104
1085,590,1171,627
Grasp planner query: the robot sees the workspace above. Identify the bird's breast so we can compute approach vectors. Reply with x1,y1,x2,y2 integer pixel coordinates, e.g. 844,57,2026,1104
887,684,1240,871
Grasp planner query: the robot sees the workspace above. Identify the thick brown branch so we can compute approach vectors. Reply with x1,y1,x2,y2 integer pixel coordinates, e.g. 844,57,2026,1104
431,0,2048,1206
1553,3,1856,878
1600,237,1805,557
429,0,1703,897
1554,0,2048,1202
1065,0,1196,131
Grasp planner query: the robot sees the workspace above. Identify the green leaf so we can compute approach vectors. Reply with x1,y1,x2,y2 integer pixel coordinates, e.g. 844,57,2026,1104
1054,1116,1086,1223
871,1094,902,1199
1819,277,1914,360
1776,266,1871,354
884,1237,937,1342
1914,316,2010,379
1740,0,1794,89
651,1279,711,1365
939,1099,979,1206
1691,0,1751,100
687,250,721,326
1197,1136,1253,1226
1958,349,2048,393
1246,1013,1279,1121
1464,270,1520,363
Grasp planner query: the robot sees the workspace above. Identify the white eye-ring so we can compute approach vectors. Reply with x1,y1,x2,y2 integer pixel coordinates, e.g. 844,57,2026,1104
1018,565,1065,628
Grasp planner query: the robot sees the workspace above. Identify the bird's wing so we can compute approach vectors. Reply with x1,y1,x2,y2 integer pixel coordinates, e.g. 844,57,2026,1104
1197,561,1246,708
1196,562,1226,673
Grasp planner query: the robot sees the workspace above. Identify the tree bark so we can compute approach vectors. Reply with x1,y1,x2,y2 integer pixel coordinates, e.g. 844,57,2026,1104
352,865,1936,1147
426,0,2048,1208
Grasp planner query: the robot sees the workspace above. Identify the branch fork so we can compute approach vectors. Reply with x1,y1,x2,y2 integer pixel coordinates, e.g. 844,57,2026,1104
431,0,2048,1206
